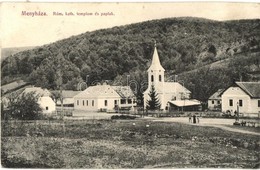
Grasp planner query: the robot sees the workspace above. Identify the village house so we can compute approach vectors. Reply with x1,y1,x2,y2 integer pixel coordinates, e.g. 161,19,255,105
221,82,260,117
143,43,201,111
1,80,29,94
73,82,136,112
51,90,80,107
23,87,56,114
208,89,224,111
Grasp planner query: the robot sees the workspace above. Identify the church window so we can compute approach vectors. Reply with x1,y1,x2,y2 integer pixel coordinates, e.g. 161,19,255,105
151,75,154,82
159,75,162,82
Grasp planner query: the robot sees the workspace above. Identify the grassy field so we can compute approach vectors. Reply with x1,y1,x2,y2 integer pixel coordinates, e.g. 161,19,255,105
1,119,260,168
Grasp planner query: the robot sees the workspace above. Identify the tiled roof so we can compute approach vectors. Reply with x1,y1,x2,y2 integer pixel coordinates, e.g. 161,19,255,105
112,86,135,98
168,99,201,107
1,80,28,93
51,90,81,98
236,82,260,98
74,85,136,99
208,89,224,100
23,87,51,97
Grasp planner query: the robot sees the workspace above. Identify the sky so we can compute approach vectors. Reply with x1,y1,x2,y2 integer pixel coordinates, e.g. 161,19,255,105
1,2,260,48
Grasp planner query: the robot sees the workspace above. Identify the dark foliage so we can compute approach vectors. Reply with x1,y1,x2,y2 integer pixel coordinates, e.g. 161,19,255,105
6,92,42,120
1,17,260,100
146,85,161,110
111,115,136,120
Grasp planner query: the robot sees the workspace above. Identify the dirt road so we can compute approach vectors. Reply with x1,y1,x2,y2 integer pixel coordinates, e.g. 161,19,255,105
152,117,260,136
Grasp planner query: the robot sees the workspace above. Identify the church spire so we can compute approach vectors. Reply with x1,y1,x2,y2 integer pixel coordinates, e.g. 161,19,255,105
148,41,165,71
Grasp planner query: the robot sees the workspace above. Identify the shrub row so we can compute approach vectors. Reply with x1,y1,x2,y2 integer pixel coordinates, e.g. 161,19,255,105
111,115,136,120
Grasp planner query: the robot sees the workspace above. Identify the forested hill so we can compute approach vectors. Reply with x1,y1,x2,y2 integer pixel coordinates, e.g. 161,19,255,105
1,17,260,101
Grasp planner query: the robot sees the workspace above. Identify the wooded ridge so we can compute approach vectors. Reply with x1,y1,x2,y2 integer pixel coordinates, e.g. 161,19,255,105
1,17,260,102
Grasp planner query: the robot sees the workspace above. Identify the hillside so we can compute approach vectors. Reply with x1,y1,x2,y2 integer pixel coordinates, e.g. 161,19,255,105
1,46,36,63
1,17,260,102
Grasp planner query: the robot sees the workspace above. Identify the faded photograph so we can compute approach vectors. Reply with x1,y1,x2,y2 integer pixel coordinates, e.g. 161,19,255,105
1,2,260,168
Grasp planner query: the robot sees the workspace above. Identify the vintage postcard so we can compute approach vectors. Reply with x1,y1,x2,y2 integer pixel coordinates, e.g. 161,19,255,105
1,2,260,169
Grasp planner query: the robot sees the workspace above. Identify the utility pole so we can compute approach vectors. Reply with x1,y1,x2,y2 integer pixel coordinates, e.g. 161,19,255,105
57,52,63,119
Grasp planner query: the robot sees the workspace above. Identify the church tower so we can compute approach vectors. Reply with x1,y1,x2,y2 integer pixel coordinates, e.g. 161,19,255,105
144,42,194,111
147,42,165,89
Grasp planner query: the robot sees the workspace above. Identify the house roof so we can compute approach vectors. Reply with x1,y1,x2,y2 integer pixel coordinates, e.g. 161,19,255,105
23,87,51,97
51,90,81,98
168,99,201,107
236,82,260,98
111,86,135,98
74,84,135,99
1,80,28,93
208,89,224,100
147,45,165,72
143,82,191,94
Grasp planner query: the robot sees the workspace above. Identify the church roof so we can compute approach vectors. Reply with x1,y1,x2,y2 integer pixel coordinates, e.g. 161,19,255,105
148,45,165,72
143,82,191,94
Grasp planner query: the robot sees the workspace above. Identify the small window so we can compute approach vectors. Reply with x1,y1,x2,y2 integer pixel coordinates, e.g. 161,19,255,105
105,100,108,106
217,100,220,104
159,75,162,82
239,100,243,107
229,99,233,106
258,100,260,107
92,100,94,106
114,100,117,105
151,75,154,82
77,100,79,106
212,100,214,104
121,99,126,104
82,100,85,106
86,100,88,106
127,98,132,104
46,107,48,110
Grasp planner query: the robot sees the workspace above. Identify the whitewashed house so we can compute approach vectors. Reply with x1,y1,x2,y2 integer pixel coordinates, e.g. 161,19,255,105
51,90,80,107
73,83,136,112
221,82,260,117
23,87,56,114
208,89,224,111
143,43,200,111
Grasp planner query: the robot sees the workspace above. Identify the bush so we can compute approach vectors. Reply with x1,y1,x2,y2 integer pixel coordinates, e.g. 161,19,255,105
111,115,136,120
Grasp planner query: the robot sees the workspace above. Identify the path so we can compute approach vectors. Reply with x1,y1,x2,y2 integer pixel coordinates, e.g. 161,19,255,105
152,117,260,136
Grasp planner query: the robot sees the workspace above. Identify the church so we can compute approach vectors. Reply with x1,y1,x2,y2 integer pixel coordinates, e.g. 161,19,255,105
143,43,201,111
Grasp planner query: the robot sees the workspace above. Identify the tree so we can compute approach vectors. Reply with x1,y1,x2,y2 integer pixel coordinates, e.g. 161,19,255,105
7,92,42,120
146,85,161,110
50,91,61,105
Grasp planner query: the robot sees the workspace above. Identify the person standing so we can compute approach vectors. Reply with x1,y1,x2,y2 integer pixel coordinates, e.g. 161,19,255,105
193,114,196,124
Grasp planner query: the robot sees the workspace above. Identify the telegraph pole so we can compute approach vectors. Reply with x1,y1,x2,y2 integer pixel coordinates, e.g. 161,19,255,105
57,52,64,120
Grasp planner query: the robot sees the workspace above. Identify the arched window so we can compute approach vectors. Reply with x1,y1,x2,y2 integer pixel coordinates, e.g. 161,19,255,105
159,75,162,82
151,75,154,82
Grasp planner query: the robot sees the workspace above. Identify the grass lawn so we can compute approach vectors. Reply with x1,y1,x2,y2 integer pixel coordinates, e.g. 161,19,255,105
1,119,260,168
224,125,260,133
